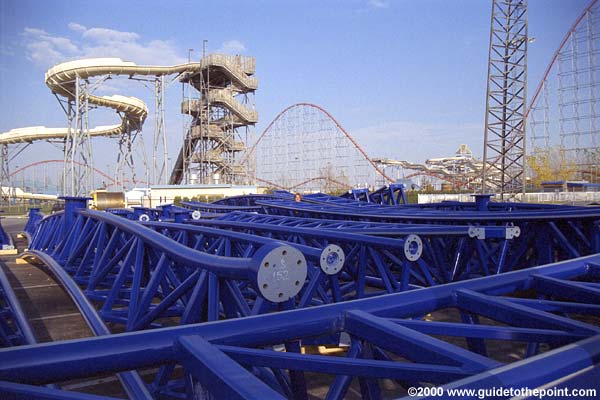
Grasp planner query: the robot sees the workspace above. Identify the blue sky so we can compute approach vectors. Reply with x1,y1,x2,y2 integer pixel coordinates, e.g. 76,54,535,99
0,0,590,186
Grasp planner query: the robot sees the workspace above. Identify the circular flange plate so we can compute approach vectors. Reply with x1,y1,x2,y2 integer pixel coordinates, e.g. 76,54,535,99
138,214,150,222
320,244,345,275
404,234,423,261
257,245,307,303
191,210,202,220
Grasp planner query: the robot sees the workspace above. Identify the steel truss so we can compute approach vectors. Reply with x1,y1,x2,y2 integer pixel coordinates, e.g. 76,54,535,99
62,76,94,196
250,198,600,264
345,184,408,205
482,0,529,198
1,254,598,399
0,145,9,202
21,207,43,243
187,217,521,289
29,202,423,311
28,207,308,328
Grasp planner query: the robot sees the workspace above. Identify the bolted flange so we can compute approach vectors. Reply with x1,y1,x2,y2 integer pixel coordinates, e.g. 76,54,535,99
255,244,307,303
320,244,345,275
191,210,202,220
138,214,150,222
404,234,423,261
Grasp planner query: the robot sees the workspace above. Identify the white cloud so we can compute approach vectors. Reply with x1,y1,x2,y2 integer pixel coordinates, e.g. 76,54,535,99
67,22,87,33
82,27,140,43
23,27,47,36
368,0,389,9
218,40,246,54
22,27,79,66
22,23,186,68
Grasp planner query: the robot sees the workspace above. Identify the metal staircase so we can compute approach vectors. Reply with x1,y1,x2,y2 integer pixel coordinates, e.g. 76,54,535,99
170,53,257,185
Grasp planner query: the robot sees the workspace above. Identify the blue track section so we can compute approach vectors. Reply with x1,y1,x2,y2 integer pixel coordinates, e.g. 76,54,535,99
0,254,598,399
3,195,599,398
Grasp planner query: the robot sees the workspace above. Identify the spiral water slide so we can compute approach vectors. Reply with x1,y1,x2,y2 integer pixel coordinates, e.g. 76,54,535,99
0,56,256,163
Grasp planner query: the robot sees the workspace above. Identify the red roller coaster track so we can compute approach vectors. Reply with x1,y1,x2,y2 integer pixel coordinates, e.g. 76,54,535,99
247,103,395,184
526,0,599,117
8,160,149,188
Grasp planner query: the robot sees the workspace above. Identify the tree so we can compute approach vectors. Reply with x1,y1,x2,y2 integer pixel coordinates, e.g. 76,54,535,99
527,146,577,187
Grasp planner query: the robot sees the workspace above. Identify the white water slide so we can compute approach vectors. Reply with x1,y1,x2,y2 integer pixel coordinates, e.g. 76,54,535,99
0,54,256,152
0,57,203,145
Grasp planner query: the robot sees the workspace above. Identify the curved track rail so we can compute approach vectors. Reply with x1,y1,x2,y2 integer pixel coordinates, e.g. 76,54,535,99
526,0,599,118
0,265,35,347
248,103,394,187
0,254,598,399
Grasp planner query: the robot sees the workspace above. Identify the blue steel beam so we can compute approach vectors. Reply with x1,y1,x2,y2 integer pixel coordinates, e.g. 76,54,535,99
21,251,153,399
305,190,590,212
181,201,263,213
411,334,600,399
186,218,522,289
0,255,598,399
140,221,347,311
22,208,43,241
256,199,600,222
136,220,430,313
339,184,408,205
0,265,35,347
175,335,285,399
25,205,310,397
149,219,423,306
212,193,292,206
254,200,600,265
27,200,597,313
26,201,588,324
28,209,308,331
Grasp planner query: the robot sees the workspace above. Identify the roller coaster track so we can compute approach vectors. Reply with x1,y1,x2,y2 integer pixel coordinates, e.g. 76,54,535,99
247,103,394,186
6,159,150,194
1,253,598,399
526,0,599,118
3,194,599,398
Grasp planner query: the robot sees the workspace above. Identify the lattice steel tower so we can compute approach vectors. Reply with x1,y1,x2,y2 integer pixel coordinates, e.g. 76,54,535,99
482,0,529,199
0,144,9,202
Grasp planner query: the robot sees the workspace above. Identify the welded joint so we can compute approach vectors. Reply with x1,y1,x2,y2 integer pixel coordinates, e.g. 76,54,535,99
468,226,521,240
320,244,345,275
404,234,423,261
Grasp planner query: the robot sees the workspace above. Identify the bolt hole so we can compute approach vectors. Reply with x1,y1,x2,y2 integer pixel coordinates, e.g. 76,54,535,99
262,284,268,289
297,259,302,265
278,292,283,298
282,250,287,256
295,280,300,286
264,262,269,268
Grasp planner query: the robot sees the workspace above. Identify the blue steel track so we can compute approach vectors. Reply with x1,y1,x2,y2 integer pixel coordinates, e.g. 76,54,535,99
0,192,599,399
